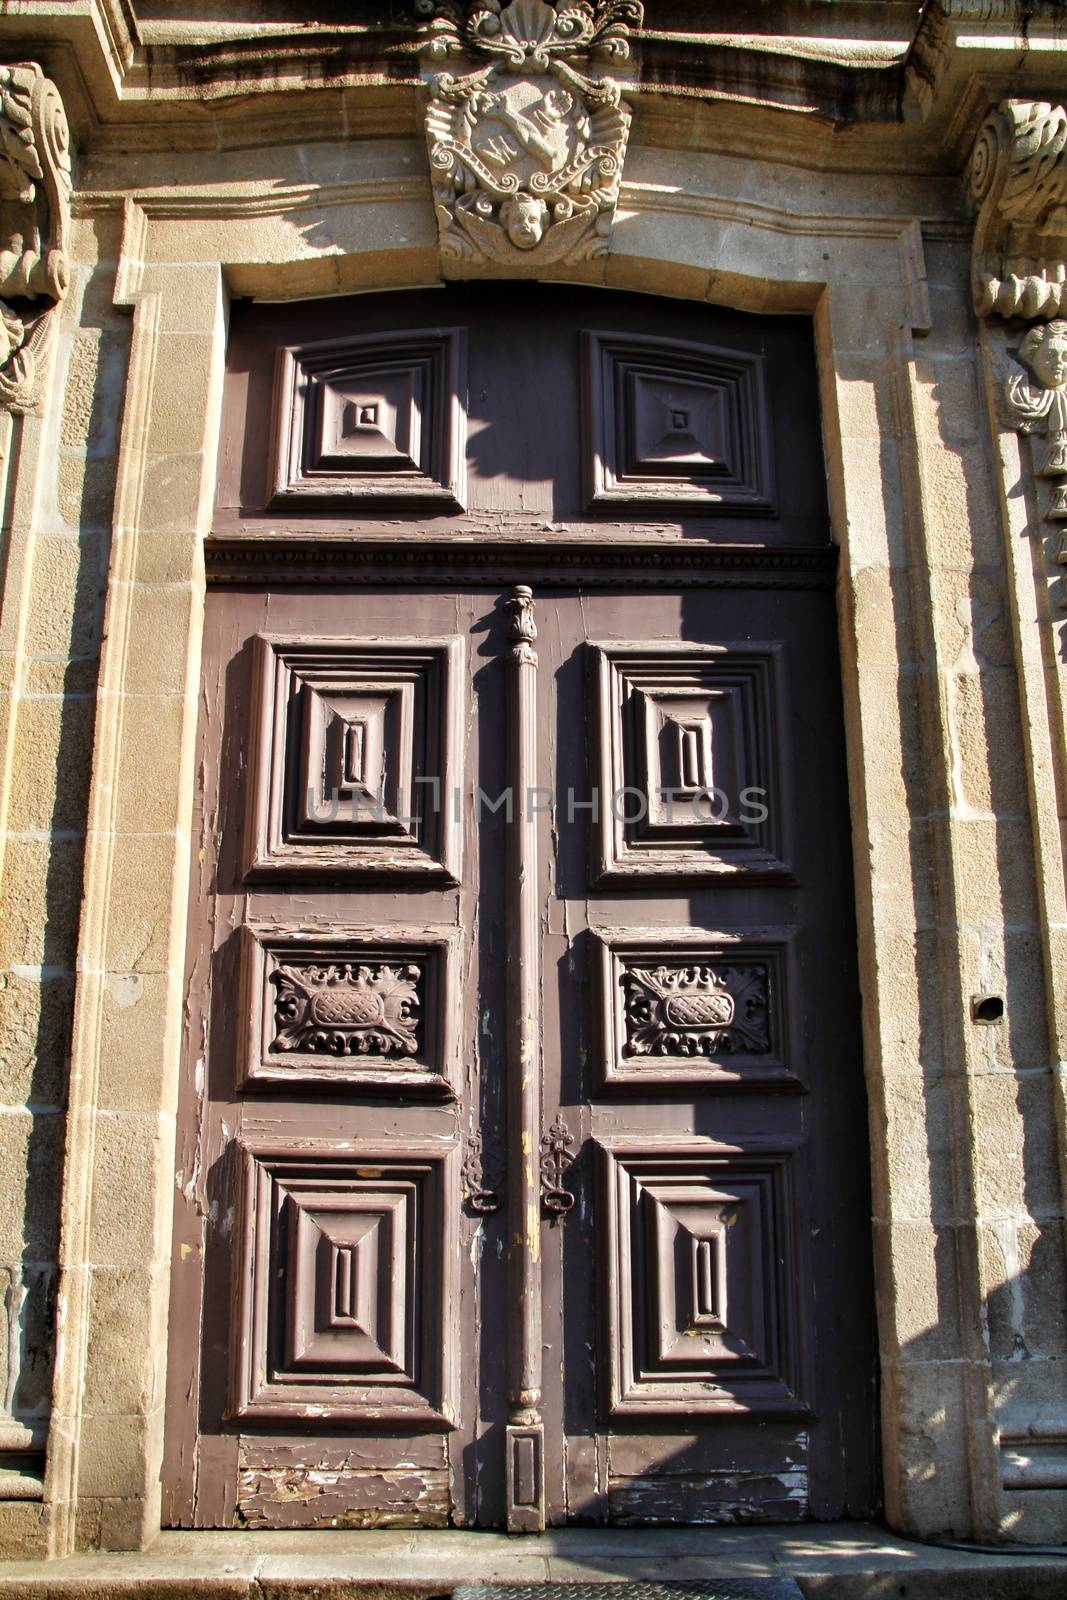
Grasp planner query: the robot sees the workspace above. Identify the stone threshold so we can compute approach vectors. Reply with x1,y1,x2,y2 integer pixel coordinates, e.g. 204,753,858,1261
0,1522,1064,1598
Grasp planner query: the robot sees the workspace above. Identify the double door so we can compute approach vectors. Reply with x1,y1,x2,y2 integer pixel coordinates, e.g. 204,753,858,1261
165,574,878,1529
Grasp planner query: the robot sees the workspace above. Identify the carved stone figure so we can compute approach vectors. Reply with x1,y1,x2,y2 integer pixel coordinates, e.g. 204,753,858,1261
1004,320,1067,535
970,99,1067,321
419,0,641,269
0,63,71,411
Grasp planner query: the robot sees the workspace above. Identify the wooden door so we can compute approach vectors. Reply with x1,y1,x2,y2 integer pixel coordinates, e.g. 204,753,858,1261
164,287,878,1530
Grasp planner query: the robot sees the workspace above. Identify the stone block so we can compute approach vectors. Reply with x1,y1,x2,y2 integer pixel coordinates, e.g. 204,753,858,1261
119,584,200,698
5,692,95,835
911,354,984,447
86,1109,172,1267
97,969,177,1115
124,526,203,588
76,1413,155,1501
0,836,85,970
98,833,182,976
874,1217,963,1360
140,263,223,335
882,1359,973,1535
132,453,209,536
971,1072,1063,1221
57,456,118,532
144,335,219,457
916,438,1003,572
83,1264,168,1416
23,533,107,661
981,1218,1067,1362
60,332,102,450
0,1107,63,1259
0,969,74,1106
0,1498,48,1561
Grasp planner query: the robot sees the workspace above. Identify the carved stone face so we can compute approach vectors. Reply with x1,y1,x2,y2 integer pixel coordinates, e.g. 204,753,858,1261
500,192,549,250
1023,321,1067,389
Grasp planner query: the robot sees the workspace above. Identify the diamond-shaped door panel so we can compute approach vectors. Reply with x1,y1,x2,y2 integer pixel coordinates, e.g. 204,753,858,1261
244,636,462,880
582,331,775,513
592,927,801,1091
598,1140,810,1419
269,329,466,507
237,925,458,1094
231,1142,457,1426
590,642,790,882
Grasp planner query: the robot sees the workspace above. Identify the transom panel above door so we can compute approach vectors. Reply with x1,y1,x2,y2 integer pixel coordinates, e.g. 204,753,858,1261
164,287,879,1532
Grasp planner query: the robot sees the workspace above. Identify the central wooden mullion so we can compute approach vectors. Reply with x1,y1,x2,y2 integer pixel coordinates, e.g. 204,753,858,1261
503,584,545,1532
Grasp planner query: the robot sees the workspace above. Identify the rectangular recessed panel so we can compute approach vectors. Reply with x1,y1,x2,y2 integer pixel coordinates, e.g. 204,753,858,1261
592,927,800,1091
244,635,463,880
237,925,457,1093
599,1139,811,1419
583,330,776,513
231,1141,457,1427
270,328,466,507
590,642,791,882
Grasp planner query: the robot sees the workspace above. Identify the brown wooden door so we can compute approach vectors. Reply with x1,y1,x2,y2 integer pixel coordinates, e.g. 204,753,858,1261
164,287,878,1530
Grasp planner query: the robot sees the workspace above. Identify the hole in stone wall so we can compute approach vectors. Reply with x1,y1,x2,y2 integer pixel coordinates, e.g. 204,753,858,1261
971,994,1005,1025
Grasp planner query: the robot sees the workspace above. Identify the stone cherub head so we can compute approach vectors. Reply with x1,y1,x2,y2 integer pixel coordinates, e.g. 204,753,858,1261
499,191,550,250
1019,320,1067,391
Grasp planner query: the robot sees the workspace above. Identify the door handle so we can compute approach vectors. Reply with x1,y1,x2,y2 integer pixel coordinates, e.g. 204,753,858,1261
539,1115,576,1215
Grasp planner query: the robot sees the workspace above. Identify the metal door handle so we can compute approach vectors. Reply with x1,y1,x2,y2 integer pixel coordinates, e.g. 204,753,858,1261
539,1115,576,1215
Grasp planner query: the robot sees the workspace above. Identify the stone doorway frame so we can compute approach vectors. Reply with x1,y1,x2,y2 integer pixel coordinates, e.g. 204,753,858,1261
14,147,1063,1555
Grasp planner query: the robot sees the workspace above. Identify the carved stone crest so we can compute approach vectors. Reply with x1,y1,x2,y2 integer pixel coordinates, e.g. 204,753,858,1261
622,963,771,1059
970,99,1067,322
1002,320,1067,556
270,961,421,1057
0,63,71,411
419,0,641,269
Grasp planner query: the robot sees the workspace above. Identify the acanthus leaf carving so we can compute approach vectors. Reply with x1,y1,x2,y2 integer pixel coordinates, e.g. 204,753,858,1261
419,0,640,270
970,98,1067,322
270,961,421,1058
0,63,71,412
622,963,771,1059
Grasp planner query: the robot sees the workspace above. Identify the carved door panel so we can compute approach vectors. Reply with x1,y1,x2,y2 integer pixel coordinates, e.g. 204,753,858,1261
165,285,878,1530
530,587,876,1524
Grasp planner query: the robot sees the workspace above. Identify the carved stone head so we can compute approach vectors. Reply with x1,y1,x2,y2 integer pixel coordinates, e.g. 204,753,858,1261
499,191,550,249
1019,320,1067,390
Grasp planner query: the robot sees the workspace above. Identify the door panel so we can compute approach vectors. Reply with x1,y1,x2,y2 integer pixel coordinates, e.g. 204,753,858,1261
165,286,878,1532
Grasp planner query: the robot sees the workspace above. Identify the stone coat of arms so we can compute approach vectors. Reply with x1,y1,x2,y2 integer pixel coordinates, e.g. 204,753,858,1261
420,0,642,268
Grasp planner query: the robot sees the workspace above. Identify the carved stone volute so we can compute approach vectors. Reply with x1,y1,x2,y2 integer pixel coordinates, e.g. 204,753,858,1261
969,99,1067,322
0,62,72,412
418,0,641,272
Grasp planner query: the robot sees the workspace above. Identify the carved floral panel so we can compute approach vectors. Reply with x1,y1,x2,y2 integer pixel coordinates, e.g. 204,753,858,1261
244,635,463,881
237,926,457,1093
589,641,791,883
598,1138,810,1418
231,1141,457,1425
592,927,799,1090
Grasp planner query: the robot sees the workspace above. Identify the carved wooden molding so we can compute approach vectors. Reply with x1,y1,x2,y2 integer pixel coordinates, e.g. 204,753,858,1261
237,924,459,1094
592,926,802,1092
970,99,1067,322
0,62,71,412
230,1138,458,1427
419,0,641,271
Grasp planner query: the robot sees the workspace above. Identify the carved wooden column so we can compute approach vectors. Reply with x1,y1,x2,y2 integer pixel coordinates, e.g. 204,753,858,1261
503,584,545,1532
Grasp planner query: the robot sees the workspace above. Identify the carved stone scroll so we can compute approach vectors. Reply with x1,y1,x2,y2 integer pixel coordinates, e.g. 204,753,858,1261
0,63,71,411
970,99,1067,322
503,583,545,1531
419,0,641,271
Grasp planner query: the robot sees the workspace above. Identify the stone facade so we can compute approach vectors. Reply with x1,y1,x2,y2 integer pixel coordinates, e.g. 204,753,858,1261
0,0,1064,1562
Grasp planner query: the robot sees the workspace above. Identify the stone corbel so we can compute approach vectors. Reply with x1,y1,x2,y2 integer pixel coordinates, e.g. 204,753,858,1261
0,61,72,413
969,99,1067,322
417,0,642,273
